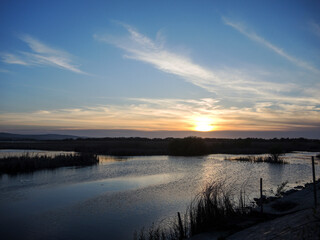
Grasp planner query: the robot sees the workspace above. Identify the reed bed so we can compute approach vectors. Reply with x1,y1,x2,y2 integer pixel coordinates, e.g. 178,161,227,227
0,152,99,174
226,154,286,164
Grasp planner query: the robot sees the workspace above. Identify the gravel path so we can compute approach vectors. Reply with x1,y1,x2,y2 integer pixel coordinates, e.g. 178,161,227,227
228,209,320,240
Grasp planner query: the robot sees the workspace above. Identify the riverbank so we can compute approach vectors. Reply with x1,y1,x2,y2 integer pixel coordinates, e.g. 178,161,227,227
191,180,320,240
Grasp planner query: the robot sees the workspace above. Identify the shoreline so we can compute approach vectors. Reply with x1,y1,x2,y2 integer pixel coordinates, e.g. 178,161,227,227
191,179,320,240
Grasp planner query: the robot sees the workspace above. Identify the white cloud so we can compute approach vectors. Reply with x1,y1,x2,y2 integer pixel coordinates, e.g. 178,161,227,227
222,17,319,74
1,35,86,74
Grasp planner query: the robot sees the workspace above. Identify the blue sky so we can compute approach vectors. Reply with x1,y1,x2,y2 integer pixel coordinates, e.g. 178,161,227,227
1,0,320,137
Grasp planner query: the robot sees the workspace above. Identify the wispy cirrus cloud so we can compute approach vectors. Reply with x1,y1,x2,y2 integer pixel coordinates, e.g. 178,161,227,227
222,17,319,74
94,24,218,91
98,23,280,102
1,35,86,74
1,53,29,65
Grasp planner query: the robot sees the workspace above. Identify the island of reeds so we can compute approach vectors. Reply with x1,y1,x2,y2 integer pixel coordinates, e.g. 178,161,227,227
225,149,287,164
0,152,98,175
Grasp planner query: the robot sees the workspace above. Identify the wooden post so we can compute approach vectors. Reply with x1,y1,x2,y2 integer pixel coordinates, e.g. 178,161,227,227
177,212,184,239
260,178,263,213
312,156,317,208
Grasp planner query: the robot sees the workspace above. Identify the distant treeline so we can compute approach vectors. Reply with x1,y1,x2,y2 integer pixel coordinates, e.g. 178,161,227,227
0,137,319,156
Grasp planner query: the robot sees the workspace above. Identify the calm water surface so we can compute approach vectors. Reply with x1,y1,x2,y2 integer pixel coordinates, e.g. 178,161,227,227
0,150,319,240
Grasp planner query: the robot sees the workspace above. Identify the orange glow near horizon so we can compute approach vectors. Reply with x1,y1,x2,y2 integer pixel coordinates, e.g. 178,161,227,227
193,117,215,132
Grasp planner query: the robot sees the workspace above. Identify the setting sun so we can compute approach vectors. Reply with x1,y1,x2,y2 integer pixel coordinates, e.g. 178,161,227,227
194,117,214,132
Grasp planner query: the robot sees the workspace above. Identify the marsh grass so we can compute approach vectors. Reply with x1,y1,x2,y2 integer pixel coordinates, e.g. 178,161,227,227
227,156,265,163
0,152,98,174
226,154,286,164
134,182,252,240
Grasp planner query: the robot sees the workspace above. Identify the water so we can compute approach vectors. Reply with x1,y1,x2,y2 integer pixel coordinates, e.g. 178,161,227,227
0,150,319,240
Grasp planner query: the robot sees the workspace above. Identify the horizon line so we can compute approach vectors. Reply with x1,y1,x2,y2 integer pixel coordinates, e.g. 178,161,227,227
1,129,320,139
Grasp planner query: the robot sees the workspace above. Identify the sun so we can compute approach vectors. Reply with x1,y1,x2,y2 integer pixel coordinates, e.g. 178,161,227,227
194,117,214,132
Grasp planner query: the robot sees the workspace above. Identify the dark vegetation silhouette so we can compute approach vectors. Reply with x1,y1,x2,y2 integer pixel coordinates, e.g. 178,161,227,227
0,152,98,175
267,146,285,163
168,137,209,156
0,137,319,156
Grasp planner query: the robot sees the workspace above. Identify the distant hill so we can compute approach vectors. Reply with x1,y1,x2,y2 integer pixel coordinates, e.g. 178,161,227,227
0,132,79,141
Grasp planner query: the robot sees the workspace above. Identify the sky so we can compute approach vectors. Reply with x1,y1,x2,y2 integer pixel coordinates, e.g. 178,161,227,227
0,0,320,138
